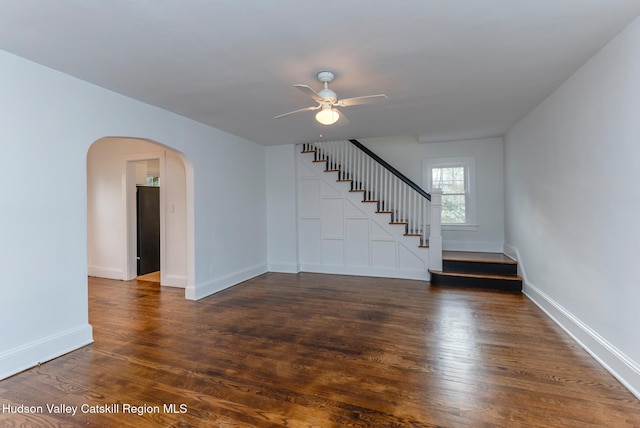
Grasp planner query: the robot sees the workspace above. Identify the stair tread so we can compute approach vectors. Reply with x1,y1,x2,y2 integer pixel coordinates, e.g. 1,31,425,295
429,269,522,281
443,251,517,265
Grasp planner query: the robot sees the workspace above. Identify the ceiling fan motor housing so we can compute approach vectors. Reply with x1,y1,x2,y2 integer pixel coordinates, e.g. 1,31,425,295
317,71,335,83
317,71,337,102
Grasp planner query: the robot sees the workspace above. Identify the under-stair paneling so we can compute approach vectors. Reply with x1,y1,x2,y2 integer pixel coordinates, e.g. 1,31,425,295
299,219,321,265
320,196,344,237
345,218,369,267
322,239,344,266
399,244,427,271
297,147,428,280
371,241,397,270
298,179,320,216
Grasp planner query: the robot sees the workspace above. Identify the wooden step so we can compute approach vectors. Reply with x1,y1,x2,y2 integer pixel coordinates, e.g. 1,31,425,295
443,251,518,276
443,250,516,263
429,269,522,292
430,251,522,292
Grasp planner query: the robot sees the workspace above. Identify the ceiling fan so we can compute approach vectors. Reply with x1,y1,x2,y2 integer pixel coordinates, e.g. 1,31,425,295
275,71,388,125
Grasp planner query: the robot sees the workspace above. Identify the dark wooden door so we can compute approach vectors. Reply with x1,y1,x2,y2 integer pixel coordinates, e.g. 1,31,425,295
137,186,160,276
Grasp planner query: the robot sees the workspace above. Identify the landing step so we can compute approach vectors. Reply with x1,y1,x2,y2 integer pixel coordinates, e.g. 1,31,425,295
429,270,521,281
430,251,522,292
443,251,516,264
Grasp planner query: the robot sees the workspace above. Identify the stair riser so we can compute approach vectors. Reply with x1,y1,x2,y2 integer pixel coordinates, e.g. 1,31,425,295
431,274,522,292
443,260,518,276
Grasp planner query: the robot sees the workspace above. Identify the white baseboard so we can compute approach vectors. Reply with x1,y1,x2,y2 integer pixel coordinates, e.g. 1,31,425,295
88,265,123,280
268,261,300,273
162,274,187,288
0,324,93,381
299,264,429,281
185,263,268,300
506,243,640,400
525,283,640,399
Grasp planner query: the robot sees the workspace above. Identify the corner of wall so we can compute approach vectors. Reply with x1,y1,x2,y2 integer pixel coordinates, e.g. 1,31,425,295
185,263,268,301
267,262,300,274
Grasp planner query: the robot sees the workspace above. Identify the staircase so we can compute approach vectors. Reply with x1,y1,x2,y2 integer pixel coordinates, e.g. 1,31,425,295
429,251,522,292
300,140,440,257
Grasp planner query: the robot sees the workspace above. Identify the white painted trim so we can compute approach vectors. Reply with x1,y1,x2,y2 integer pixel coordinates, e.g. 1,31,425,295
525,283,640,400
0,324,93,380
186,264,268,301
87,265,123,280
299,264,429,281
506,243,640,400
268,262,301,273
442,224,479,231
503,243,524,277
162,274,187,288
177,151,196,296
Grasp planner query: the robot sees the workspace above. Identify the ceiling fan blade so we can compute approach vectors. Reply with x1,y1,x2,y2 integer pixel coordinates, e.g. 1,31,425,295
294,84,324,102
336,109,350,126
274,105,320,119
337,94,388,107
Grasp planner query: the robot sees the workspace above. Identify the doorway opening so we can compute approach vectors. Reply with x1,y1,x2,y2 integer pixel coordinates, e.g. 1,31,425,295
87,137,194,294
135,160,161,277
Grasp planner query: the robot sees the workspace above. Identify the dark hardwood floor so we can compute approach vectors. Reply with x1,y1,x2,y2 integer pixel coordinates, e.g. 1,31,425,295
1,273,639,427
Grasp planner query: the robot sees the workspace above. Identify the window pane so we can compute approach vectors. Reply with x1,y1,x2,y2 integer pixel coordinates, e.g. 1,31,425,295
431,166,465,193
442,194,466,223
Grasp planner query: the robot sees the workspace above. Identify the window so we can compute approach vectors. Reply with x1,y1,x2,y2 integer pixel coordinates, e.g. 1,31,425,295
431,165,467,223
423,157,476,226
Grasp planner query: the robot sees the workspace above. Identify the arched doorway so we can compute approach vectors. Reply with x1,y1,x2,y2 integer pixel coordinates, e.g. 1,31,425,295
86,137,194,294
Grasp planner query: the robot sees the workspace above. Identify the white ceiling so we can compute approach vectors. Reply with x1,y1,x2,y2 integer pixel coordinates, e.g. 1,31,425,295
1,1,639,146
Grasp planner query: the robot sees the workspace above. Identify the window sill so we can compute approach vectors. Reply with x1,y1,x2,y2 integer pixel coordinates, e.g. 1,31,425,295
441,224,479,232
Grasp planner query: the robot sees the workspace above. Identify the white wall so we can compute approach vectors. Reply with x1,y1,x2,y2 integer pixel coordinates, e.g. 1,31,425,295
86,137,188,286
360,135,505,252
266,144,299,273
504,16,640,398
0,49,267,380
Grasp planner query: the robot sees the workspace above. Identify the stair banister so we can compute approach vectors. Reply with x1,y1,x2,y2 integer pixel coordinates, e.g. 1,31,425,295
429,188,443,271
301,140,444,272
348,139,431,201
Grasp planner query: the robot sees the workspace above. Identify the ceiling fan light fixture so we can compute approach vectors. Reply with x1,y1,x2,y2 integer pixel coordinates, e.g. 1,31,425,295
315,106,340,125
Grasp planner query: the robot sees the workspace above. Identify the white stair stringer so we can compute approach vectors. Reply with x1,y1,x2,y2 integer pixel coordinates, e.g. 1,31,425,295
297,150,429,281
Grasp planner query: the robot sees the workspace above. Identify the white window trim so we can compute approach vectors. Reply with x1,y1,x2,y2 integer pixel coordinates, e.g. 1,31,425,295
422,156,477,228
